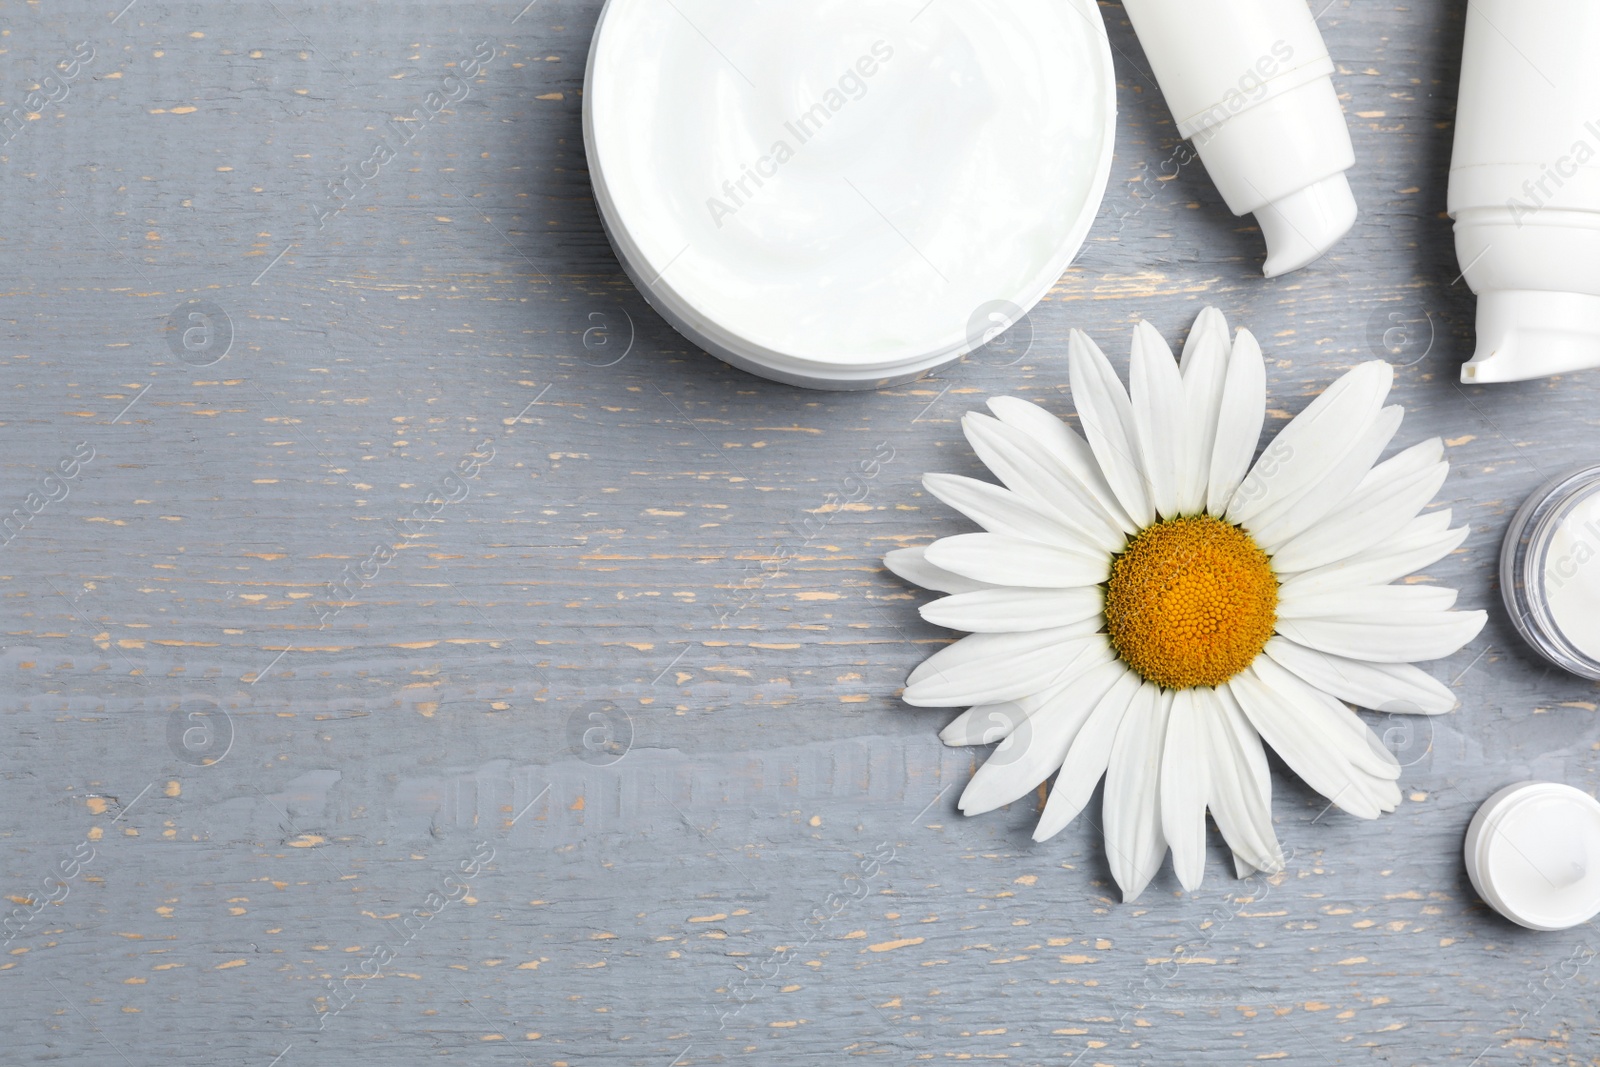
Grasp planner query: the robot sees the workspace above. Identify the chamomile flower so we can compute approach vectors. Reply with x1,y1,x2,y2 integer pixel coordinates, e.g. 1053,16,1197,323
888,307,1484,900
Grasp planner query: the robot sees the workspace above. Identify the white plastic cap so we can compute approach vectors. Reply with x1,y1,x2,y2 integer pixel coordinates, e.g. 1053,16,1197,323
1189,76,1357,277
1256,173,1359,278
1462,289,1600,383
1465,781,1600,931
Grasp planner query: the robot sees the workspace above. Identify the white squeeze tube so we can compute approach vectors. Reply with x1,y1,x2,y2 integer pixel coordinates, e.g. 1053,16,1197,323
1120,0,1357,277
1450,0,1600,384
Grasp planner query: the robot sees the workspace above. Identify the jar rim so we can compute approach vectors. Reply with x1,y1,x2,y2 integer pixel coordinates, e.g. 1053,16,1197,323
1500,464,1600,679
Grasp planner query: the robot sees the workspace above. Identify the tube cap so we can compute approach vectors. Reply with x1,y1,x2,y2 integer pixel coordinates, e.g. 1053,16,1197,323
1463,289,1600,383
1188,76,1356,275
1255,173,1358,278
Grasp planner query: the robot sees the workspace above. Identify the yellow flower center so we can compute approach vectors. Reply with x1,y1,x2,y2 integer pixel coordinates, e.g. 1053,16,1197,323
1103,515,1278,691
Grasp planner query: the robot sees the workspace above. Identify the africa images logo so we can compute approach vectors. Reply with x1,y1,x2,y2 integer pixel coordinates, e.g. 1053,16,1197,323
706,40,895,229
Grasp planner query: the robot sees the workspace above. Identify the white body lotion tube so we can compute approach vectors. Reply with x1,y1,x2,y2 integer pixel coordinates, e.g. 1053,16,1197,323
1450,0,1600,383
1121,0,1357,277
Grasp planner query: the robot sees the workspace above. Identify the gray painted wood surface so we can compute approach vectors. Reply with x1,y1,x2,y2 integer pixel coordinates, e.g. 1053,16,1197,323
1,1,1597,1064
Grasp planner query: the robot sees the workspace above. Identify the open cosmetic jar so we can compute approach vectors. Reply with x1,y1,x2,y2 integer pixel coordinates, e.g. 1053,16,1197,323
583,0,1117,389
1501,464,1600,679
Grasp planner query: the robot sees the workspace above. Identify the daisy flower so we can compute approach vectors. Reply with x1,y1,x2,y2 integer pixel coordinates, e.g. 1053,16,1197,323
887,307,1485,901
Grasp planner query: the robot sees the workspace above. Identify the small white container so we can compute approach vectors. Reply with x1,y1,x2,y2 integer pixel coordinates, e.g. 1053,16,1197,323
1500,465,1600,680
1465,782,1600,931
1449,0,1600,383
1120,0,1357,277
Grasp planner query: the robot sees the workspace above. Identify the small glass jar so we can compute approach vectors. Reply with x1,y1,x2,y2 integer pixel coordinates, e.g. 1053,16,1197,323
1501,464,1600,679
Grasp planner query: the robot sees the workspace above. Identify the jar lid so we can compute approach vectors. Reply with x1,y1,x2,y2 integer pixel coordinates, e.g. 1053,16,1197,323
1465,782,1600,931
1500,464,1600,679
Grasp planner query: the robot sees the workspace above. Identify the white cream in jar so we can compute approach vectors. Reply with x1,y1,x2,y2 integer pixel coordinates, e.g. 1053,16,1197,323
1501,465,1600,678
583,0,1117,388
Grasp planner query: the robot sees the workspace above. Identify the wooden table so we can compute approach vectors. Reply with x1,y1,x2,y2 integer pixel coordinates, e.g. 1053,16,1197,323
2,1,1596,1063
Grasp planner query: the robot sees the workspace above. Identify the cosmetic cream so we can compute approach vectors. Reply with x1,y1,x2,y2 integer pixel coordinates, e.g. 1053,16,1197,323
1501,465,1600,679
1466,782,1600,931
584,0,1116,389
1120,0,1357,277
1450,0,1600,383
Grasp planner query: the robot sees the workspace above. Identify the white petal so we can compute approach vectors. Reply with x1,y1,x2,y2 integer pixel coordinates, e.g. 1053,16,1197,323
1129,322,1186,521
1032,666,1144,840
1400,509,1455,539
1161,689,1210,892
1230,660,1399,821
939,637,1123,746
1249,655,1405,786
957,657,1126,815
922,472,1082,546
1206,328,1267,514
1177,306,1230,515
942,702,1026,747
1230,674,1380,819
921,586,1105,633
904,632,1111,708
986,396,1137,533
1370,436,1446,483
960,414,1127,553
941,676,1102,745
1069,329,1154,527
925,533,1108,589
1277,521,1470,599
915,627,1113,700
1249,405,1404,551
1203,686,1284,874
908,625,1100,688
1248,655,1414,790
1179,306,1229,375
1105,685,1172,902
1361,775,1404,816
1264,636,1457,715
1327,704,1405,816
1276,582,1458,620
1270,462,1450,575
1276,609,1487,664
884,546,993,595
1227,361,1394,526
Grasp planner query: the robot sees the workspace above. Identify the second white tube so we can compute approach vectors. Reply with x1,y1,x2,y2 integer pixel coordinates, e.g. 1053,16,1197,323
1449,0,1600,384
1121,0,1357,277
